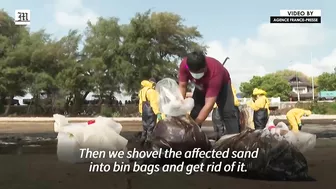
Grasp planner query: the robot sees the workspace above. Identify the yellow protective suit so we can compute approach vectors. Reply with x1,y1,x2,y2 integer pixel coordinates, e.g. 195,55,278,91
248,88,270,114
247,88,270,129
138,80,160,115
138,80,166,121
286,108,312,132
232,85,240,107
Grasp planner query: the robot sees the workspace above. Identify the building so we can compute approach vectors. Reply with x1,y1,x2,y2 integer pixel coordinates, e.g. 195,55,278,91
288,75,318,101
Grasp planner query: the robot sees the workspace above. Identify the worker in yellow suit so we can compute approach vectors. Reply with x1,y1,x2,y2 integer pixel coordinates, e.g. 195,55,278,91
286,108,312,132
212,84,240,139
138,78,162,145
247,88,270,130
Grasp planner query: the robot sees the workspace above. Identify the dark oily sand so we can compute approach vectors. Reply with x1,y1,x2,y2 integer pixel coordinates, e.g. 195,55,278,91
0,143,335,188
0,130,335,188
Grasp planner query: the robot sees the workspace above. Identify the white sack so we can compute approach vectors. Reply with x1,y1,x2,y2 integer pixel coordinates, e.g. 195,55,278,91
266,122,317,153
54,114,87,163
217,121,316,153
81,117,129,163
56,132,87,164
282,129,316,153
155,78,194,116
53,114,129,164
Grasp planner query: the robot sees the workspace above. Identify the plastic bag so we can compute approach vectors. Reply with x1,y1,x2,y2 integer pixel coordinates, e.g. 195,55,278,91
53,114,87,163
53,114,70,132
53,114,129,164
205,128,309,181
275,122,289,130
56,132,87,164
145,115,211,164
81,117,129,163
273,122,316,153
155,78,194,116
152,115,210,150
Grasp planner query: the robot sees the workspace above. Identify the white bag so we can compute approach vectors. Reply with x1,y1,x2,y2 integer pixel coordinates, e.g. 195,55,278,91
56,132,87,164
283,131,316,153
53,114,69,132
81,117,129,163
275,122,289,130
53,114,129,164
155,78,194,116
54,114,87,163
273,122,316,153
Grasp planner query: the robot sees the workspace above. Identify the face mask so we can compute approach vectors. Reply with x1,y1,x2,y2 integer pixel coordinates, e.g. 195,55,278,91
190,72,204,79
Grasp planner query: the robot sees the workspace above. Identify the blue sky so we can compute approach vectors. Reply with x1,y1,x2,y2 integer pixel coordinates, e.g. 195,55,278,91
3,0,333,42
2,0,336,101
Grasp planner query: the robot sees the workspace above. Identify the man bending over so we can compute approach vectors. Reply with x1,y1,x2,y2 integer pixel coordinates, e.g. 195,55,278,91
178,51,240,138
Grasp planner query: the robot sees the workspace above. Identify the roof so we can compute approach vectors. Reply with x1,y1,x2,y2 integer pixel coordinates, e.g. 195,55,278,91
287,75,318,87
287,75,309,83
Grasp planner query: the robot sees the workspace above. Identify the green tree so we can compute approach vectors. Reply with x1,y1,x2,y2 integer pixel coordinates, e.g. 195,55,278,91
240,76,264,97
0,10,31,115
55,30,92,115
121,10,205,92
27,30,65,114
317,72,336,91
272,69,318,93
259,74,291,100
0,9,207,116
240,75,291,100
83,17,124,105
272,69,309,80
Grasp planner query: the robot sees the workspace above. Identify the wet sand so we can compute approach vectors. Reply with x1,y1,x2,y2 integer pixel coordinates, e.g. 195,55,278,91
0,119,335,133
0,122,336,189
1,148,335,189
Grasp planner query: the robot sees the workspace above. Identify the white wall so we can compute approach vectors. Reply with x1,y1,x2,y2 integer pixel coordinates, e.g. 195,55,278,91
292,87,308,94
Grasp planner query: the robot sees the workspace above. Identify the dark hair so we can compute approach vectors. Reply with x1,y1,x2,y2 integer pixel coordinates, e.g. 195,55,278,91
186,51,206,72
149,77,156,83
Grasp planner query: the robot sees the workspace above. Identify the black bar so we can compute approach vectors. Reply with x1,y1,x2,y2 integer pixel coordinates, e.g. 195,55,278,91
270,16,321,24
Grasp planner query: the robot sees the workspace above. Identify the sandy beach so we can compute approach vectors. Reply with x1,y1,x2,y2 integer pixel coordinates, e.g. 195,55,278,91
0,132,335,189
0,114,335,133
0,118,335,189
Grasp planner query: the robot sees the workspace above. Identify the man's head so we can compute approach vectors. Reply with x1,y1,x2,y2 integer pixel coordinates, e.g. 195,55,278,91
303,110,312,117
186,51,207,79
252,88,267,99
149,77,156,88
149,77,156,83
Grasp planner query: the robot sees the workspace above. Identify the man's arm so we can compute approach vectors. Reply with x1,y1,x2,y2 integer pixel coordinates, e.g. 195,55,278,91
295,115,302,125
138,91,142,114
179,82,187,99
194,96,216,125
147,89,160,115
248,97,265,111
178,58,189,98
194,74,223,125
